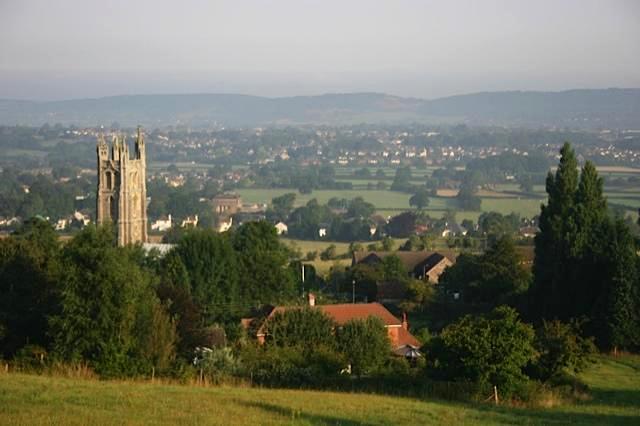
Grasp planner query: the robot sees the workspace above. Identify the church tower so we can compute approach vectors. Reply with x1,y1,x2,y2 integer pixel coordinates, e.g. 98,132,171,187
96,127,148,246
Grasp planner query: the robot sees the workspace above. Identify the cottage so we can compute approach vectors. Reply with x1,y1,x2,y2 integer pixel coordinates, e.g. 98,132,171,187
181,215,199,228
274,221,288,235
212,193,242,216
352,251,454,283
73,211,91,226
55,219,68,231
151,214,172,232
441,222,467,238
217,216,233,233
248,294,421,357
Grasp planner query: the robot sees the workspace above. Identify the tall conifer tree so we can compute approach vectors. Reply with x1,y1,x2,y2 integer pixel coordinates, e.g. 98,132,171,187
532,145,640,349
532,143,578,319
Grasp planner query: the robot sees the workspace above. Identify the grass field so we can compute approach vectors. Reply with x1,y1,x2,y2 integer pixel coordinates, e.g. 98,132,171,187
237,189,414,210
238,180,639,221
281,238,409,275
0,354,638,425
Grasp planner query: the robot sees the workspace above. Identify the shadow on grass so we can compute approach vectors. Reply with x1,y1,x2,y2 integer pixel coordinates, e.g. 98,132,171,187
583,388,640,409
237,400,375,426
476,406,640,426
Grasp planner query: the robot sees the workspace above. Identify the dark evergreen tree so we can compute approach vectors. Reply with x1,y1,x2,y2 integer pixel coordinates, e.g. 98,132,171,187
532,142,578,319
590,219,640,350
532,145,640,349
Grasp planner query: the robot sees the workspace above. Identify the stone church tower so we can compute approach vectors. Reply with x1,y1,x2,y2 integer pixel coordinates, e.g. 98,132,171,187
96,128,148,246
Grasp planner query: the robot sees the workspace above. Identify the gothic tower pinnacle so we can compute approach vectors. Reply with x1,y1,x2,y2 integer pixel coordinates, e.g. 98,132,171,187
96,129,148,246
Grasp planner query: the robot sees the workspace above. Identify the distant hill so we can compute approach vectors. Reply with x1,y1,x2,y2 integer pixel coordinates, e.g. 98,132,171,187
0,88,638,129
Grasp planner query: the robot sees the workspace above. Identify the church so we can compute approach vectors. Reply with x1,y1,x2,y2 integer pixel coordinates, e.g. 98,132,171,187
96,128,148,246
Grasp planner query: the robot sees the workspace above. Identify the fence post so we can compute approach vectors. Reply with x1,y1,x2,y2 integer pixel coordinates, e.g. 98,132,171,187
493,386,499,405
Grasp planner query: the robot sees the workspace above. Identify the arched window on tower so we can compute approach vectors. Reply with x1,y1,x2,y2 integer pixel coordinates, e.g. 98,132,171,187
106,172,113,190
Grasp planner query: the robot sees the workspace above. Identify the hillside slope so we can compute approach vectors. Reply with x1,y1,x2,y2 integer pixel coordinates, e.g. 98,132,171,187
1,355,638,425
1,88,638,128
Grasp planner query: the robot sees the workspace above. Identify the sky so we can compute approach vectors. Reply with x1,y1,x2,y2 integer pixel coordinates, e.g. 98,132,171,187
1,0,639,100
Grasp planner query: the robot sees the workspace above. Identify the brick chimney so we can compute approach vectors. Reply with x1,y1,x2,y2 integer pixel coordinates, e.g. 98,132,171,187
402,312,408,330
308,292,316,307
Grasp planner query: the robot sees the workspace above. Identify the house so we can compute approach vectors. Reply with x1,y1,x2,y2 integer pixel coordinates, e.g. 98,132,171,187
54,219,68,231
142,242,175,256
441,222,467,238
212,193,242,216
352,250,454,283
151,215,172,232
73,211,91,226
181,215,199,228
0,217,20,228
519,226,539,238
217,216,233,233
274,221,288,235
248,294,421,358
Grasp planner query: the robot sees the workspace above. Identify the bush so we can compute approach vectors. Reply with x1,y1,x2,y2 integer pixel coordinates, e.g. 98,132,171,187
425,306,536,396
263,308,335,353
320,244,337,261
241,344,344,387
530,319,596,381
335,316,391,376
12,345,48,372
194,346,240,383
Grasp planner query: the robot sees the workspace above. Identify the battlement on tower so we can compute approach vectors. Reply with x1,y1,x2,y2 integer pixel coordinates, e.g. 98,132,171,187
96,127,148,246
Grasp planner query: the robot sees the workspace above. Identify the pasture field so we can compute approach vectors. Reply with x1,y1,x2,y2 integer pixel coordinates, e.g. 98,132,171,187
239,187,551,220
281,238,353,257
237,189,414,210
281,238,409,275
0,355,638,425
0,148,48,158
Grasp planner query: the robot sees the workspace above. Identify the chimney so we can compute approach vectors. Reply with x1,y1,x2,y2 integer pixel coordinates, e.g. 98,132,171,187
402,312,408,330
308,292,316,307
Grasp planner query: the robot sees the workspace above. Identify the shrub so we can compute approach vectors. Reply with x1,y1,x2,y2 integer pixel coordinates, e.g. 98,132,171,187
194,346,240,383
530,319,596,381
336,316,391,376
263,308,335,353
426,306,536,396
320,245,337,261
241,344,343,387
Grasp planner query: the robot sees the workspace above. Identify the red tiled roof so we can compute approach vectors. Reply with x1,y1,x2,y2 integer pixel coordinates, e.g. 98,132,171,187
256,302,402,336
319,303,402,326
397,326,421,348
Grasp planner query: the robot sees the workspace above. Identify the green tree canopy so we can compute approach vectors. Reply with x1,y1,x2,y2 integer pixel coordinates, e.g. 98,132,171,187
0,218,61,357
232,221,296,306
426,306,535,395
173,229,240,322
336,316,391,376
50,226,176,376
264,308,335,354
409,190,430,209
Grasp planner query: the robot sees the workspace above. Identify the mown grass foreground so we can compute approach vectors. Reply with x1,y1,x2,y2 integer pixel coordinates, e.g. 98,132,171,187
0,355,638,425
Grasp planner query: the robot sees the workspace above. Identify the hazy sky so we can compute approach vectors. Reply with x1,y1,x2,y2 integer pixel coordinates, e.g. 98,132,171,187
1,0,639,100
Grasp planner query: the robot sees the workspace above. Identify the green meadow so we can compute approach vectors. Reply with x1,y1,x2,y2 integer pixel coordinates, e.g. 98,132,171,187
1,354,638,425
